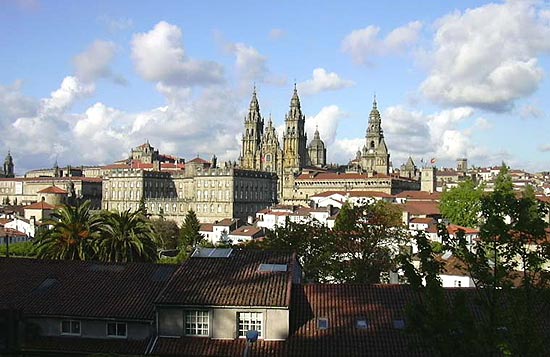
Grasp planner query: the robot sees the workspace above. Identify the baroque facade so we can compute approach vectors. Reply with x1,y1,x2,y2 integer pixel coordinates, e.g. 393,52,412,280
240,86,327,201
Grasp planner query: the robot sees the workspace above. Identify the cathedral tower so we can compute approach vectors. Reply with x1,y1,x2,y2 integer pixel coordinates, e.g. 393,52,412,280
359,96,390,175
282,84,308,172
240,88,264,170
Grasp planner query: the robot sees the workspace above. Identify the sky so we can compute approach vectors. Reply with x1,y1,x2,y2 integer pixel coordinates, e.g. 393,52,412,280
1,0,550,175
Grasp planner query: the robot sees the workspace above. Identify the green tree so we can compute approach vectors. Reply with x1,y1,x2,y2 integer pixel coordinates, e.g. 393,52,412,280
95,210,158,263
151,219,180,250
401,164,550,356
179,210,204,249
439,178,484,227
34,200,100,260
332,200,408,283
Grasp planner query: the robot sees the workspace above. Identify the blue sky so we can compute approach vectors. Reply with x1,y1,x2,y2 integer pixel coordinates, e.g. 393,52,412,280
1,0,550,174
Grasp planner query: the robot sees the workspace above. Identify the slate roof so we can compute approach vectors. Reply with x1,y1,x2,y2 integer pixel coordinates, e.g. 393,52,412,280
156,249,295,307
0,257,177,320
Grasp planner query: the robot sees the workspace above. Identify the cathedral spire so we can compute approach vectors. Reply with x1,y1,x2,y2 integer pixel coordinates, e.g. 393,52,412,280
290,83,300,109
249,85,259,111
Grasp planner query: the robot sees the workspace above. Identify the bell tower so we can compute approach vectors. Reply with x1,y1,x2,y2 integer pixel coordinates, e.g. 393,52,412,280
360,95,390,175
282,84,308,172
240,87,264,170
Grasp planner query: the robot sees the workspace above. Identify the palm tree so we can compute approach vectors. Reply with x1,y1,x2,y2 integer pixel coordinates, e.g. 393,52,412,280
95,210,158,263
34,200,100,260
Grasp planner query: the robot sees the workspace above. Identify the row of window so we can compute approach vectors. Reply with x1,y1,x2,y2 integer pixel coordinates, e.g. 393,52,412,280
316,317,405,330
61,320,127,338
162,311,263,338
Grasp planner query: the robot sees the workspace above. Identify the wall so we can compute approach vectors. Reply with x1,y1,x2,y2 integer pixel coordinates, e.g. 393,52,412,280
157,307,289,341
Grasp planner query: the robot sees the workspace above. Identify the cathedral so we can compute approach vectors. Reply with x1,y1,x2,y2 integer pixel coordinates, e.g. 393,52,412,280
239,86,327,199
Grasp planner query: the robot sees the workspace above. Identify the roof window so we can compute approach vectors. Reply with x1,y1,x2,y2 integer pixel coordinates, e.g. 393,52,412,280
317,317,329,330
356,319,369,329
258,264,287,272
191,248,233,258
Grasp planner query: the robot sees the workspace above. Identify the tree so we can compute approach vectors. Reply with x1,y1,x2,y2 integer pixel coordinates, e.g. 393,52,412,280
34,200,100,260
95,210,158,263
151,219,180,250
331,200,408,283
179,210,204,249
401,165,550,356
439,178,484,227
255,200,409,284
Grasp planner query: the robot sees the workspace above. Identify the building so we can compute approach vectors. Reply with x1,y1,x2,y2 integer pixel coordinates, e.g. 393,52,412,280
352,96,390,175
102,161,277,225
240,86,327,201
0,176,102,208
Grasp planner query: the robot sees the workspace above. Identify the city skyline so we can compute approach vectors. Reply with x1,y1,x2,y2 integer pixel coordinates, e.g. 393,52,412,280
1,0,550,174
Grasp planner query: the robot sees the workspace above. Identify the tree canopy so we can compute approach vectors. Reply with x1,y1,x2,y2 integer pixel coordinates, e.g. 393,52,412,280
401,165,550,356
439,178,484,227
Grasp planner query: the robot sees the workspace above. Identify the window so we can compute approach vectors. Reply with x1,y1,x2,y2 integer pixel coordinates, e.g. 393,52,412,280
185,311,209,336
106,322,127,338
393,319,405,330
238,312,263,338
61,320,81,335
454,280,462,287
317,317,329,330
356,319,369,329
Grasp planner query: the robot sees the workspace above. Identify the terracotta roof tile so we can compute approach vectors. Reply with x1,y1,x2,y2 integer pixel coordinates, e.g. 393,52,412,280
24,201,56,210
23,336,149,355
37,186,68,194
395,191,441,200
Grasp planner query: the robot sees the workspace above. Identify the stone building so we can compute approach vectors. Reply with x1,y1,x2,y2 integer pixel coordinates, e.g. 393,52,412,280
102,160,277,224
352,97,390,175
240,86,327,201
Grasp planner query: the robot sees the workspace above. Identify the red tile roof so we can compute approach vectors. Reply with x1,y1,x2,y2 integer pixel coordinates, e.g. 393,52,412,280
37,186,68,194
447,224,479,235
199,223,214,232
395,191,441,201
399,201,441,216
0,258,177,320
230,226,263,237
156,250,295,307
410,217,435,224
24,201,56,210
189,157,209,164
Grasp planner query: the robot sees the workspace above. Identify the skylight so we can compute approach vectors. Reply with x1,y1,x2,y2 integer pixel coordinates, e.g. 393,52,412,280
356,319,369,329
393,319,405,330
35,277,58,292
317,317,329,330
191,247,233,258
258,264,287,272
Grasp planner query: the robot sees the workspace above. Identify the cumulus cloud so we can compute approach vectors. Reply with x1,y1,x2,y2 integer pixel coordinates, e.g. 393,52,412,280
305,105,347,146
131,21,224,86
73,40,123,83
298,68,354,95
0,80,37,125
227,42,268,91
40,76,94,116
420,1,550,111
342,21,422,64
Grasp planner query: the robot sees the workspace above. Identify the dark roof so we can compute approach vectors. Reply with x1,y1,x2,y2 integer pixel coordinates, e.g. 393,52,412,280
287,284,423,356
23,335,149,355
0,258,177,320
156,249,295,307
153,284,426,356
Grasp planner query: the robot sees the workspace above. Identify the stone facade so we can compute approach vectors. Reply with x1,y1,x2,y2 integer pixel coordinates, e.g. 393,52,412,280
102,162,277,224
240,86,326,201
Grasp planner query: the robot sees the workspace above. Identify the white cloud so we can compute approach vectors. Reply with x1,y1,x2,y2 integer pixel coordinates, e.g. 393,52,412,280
98,15,133,33
227,42,268,91
0,80,37,125
298,68,354,95
421,1,550,111
305,105,347,146
73,40,121,83
40,76,94,116
131,21,224,86
342,21,422,64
